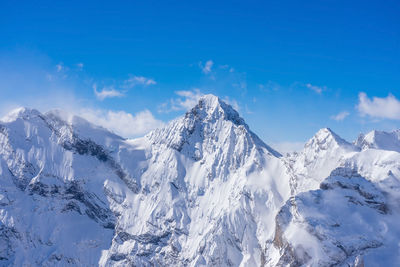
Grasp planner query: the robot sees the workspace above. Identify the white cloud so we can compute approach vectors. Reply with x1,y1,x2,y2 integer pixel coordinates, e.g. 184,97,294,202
93,84,124,100
306,83,325,94
201,60,214,74
79,108,164,138
93,75,156,101
357,92,400,120
271,141,305,155
123,76,156,88
173,89,204,110
330,111,350,121
159,89,204,113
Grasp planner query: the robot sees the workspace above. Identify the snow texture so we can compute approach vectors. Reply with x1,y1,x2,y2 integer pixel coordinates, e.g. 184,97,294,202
0,95,400,266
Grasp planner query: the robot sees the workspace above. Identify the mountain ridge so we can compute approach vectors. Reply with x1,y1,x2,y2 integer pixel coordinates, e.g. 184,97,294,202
0,95,400,266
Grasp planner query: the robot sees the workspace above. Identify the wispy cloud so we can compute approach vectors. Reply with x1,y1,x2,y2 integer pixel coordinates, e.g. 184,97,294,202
306,83,325,94
200,60,214,74
123,75,156,89
357,92,400,120
93,75,156,100
93,84,124,100
330,111,350,121
79,108,164,137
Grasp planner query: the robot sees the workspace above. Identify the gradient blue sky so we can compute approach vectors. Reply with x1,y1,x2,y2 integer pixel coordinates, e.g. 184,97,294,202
1,0,399,151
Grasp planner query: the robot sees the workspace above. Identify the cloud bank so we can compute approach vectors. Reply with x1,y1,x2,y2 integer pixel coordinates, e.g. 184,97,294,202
79,108,164,137
357,92,400,120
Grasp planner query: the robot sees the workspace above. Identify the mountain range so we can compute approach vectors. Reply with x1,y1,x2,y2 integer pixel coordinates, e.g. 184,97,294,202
0,95,399,266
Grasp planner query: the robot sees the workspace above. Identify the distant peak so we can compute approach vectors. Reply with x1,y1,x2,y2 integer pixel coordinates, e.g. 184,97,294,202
355,129,400,152
187,94,245,126
1,107,42,122
306,127,356,150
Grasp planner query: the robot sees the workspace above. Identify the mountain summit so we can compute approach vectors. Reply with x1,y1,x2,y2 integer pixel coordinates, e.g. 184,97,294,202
148,94,281,160
186,94,246,126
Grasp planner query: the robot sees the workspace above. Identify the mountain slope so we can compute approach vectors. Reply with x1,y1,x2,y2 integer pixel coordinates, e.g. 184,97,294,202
100,95,291,266
285,128,359,194
355,130,400,153
0,96,292,266
0,108,121,265
267,166,400,266
0,96,400,266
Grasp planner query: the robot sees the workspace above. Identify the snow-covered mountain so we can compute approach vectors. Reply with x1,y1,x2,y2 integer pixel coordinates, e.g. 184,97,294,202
355,130,400,153
284,128,359,194
0,95,399,266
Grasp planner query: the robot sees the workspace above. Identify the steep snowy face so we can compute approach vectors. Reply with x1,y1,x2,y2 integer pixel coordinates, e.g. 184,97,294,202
146,95,279,184
267,166,400,266
355,130,400,153
302,128,357,166
148,94,280,162
0,101,292,267
101,95,291,266
286,128,359,194
0,108,135,266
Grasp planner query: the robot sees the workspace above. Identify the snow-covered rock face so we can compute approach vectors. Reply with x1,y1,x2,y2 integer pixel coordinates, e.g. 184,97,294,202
0,108,122,266
148,94,280,160
268,167,400,266
285,128,359,194
102,95,290,266
1,98,400,266
355,130,400,153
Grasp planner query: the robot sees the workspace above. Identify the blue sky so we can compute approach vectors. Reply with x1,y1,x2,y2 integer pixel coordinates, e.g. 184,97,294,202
0,0,399,152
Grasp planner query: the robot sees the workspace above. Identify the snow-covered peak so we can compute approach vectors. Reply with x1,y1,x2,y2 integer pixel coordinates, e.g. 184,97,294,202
269,166,397,266
197,94,221,109
148,94,280,159
186,94,246,126
45,109,124,145
0,107,123,151
355,130,400,153
1,107,42,123
286,128,359,193
305,127,355,151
